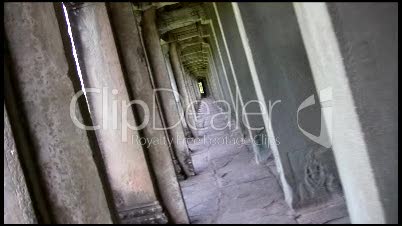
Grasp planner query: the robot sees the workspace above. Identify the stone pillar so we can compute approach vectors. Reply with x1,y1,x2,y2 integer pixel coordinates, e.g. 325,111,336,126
163,48,191,175
4,105,37,224
186,75,197,103
294,2,398,223
204,75,212,98
169,42,191,117
207,53,224,100
205,4,239,121
192,77,201,100
169,42,197,135
206,44,225,101
4,3,112,223
208,48,226,101
179,62,197,107
179,55,198,131
213,3,268,165
207,71,219,99
66,3,167,223
225,2,344,209
205,22,236,111
142,7,195,177
107,3,190,223
181,70,198,133
163,46,192,138
190,76,202,118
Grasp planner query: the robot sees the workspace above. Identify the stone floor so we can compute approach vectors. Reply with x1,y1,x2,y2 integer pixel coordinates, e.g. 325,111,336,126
181,98,350,224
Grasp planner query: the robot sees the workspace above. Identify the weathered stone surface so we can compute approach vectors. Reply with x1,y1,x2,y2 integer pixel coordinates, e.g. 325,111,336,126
205,47,225,100
5,1,396,224
181,68,199,132
107,2,189,223
67,3,162,222
181,98,349,224
213,3,267,166
4,2,112,223
4,106,37,224
142,7,195,177
295,197,349,224
213,2,344,209
295,2,398,223
204,3,240,121
328,3,398,224
157,3,207,34
202,19,236,112
163,45,193,138
169,42,193,131
118,201,168,224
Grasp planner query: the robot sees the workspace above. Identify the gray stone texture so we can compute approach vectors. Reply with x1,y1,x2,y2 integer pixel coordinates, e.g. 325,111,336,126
204,3,240,120
182,98,349,224
234,2,343,209
4,2,397,224
66,2,161,217
295,2,398,223
163,45,192,138
142,7,195,177
170,42,193,128
107,3,189,223
328,3,398,224
4,106,37,224
214,3,269,164
4,2,112,223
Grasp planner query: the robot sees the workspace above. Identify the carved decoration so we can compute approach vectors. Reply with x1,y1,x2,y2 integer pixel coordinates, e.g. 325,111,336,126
290,146,343,207
304,151,326,195
118,201,168,224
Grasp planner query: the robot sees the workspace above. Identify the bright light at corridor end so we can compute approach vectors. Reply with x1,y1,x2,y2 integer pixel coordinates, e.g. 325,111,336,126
198,82,204,94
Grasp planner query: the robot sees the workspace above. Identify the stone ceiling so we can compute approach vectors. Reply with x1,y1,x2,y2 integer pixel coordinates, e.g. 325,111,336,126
142,2,213,78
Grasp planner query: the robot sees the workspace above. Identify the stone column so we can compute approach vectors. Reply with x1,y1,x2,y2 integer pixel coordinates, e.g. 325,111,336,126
185,74,196,103
209,44,234,107
169,42,197,136
207,48,225,101
4,105,37,224
189,76,202,118
205,23,236,110
207,66,217,99
142,7,195,177
169,42,191,111
204,4,238,120
108,3,189,223
206,73,217,99
66,3,167,223
163,46,192,138
224,2,344,209
179,55,198,131
192,77,201,100
212,3,267,165
4,3,112,223
189,77,196,100
181,70,198,133
294,2,398,223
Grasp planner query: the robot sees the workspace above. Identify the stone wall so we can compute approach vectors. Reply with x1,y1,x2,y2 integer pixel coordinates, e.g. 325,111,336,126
295,2,398,223
213,2,344,209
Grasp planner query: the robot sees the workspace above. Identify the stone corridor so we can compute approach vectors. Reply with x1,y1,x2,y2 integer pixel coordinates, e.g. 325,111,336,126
4,2,397,224
181,98,350,224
